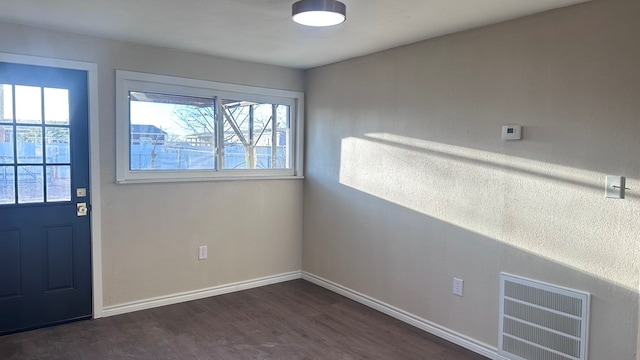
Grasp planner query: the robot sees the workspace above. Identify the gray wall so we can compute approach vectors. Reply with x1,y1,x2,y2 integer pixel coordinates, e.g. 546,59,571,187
0,21,305,307
2,0,639,358
303,0,639,358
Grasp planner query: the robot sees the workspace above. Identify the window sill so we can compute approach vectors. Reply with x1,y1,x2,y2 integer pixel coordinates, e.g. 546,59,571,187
115,175,304,185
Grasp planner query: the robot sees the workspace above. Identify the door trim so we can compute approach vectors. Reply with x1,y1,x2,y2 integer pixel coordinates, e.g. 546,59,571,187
0,52,103,318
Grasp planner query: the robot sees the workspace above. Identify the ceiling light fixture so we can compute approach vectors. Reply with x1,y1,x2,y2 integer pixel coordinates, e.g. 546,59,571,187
292,0,346,27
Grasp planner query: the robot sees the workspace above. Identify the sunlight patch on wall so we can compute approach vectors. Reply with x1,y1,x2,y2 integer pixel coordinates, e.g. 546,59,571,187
339,133,638,290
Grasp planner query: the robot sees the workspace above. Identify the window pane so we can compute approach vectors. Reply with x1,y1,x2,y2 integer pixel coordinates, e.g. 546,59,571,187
46,165,71,202
275,105,291,169
221,99,249,169
17,166,43,203
1,84,13,123
221,100,291,170
16,126,43,164
46,127,70,163
44,88,70,125
115,70,302,182
129,91,216,170
0,124,14,164
0,166,15,205
15,86,42,124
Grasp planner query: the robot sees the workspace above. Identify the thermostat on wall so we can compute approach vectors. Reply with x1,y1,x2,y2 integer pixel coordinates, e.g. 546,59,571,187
501,125,522,140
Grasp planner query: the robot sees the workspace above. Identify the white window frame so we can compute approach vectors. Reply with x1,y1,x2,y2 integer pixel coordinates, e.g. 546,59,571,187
115,70,304,183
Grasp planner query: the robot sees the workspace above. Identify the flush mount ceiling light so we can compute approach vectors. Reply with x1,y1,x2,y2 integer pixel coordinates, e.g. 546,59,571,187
292,0,346,27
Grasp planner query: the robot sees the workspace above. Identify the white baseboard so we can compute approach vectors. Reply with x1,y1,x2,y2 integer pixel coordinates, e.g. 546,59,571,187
102,271,302,317
302,271,508,360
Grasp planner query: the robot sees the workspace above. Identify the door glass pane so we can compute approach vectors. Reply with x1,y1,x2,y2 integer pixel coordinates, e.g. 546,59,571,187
44,88,70,125
17,166,43,203
46,127,70,163
0,166,15,205
1,84,13,123
16,126,43,164
15,86,42,124
46,165,71,202
0,125,13,164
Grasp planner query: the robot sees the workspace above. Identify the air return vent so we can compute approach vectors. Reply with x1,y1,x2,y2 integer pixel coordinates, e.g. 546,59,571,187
498,273,590,360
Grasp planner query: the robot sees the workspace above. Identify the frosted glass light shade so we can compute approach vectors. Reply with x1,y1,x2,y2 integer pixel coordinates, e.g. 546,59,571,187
292,0,346,27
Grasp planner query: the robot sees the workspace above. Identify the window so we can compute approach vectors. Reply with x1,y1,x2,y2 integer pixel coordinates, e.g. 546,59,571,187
116,71,304,183
0,84,72,204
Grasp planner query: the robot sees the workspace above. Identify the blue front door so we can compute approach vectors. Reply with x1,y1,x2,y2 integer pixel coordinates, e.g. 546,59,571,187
0,62,92,334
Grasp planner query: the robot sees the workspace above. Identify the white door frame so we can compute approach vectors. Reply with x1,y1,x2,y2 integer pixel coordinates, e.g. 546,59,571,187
0,52,103,318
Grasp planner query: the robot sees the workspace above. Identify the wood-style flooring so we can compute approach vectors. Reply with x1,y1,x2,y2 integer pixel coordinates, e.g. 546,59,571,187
0,280,489,359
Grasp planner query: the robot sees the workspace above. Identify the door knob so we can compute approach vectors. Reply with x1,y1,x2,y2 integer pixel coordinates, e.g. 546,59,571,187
77,203,88,216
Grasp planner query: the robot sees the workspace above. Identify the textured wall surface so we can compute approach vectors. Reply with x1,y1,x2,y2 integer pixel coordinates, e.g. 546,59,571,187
2,1,639,358
0,22,305,307
303,0,640,358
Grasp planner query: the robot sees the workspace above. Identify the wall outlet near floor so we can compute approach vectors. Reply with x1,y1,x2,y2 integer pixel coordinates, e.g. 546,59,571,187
198,245,208,260
453,277,464,297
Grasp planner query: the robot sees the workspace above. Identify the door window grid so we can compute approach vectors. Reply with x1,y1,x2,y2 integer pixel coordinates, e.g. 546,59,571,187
0,84,71,205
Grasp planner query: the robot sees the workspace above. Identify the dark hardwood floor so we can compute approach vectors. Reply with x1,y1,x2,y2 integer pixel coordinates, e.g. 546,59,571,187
0,280,489,359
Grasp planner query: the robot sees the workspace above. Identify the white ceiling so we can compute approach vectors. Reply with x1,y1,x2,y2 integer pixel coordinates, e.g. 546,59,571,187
0,0,588,69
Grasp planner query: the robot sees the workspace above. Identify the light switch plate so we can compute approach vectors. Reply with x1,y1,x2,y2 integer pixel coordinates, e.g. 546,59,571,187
198,245,208,260
605,175,625,199
453,278,464,297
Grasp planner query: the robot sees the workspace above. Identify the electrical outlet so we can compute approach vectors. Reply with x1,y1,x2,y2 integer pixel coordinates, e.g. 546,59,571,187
453,278,464,297
198,245,208,260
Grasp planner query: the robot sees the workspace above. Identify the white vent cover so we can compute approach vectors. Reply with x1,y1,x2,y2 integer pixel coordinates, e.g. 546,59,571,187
499,273,590,360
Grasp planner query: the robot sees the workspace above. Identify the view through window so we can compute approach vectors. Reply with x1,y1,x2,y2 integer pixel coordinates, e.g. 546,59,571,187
116,71,303,183
129,92,290,172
